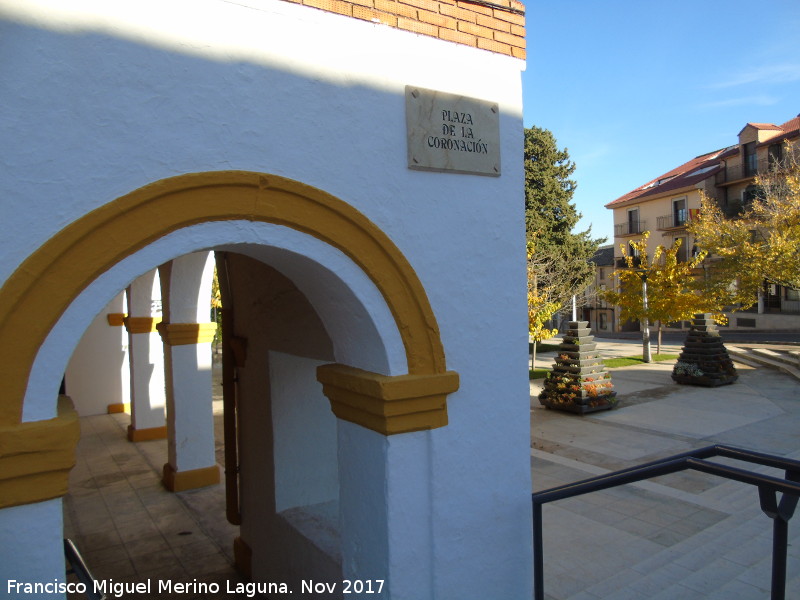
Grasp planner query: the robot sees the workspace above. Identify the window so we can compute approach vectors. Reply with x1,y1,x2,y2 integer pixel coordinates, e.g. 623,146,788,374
719,186,728,207
627,241,641,266
744,142,757,176
599,312,608,330
673,198,687,227
599,268,606,280
674,237,688,262
628,208,640,234
786,288,800,301
768,143,783,169
743,184,760,208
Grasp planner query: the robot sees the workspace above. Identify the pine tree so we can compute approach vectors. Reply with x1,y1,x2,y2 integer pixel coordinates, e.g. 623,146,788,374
524,126,604,309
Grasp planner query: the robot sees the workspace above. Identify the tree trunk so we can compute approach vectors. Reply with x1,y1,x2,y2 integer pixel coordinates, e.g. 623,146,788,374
657,321,662,355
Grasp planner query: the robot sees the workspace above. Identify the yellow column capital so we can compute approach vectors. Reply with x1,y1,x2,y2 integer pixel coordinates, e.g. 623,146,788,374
124,316,162,334
317,364,459,435
156,322,218,345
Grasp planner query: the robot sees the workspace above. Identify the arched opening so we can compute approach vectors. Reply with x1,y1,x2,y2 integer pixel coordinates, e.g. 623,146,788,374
62,248,345,587
0,171,459,590
0,170,450,426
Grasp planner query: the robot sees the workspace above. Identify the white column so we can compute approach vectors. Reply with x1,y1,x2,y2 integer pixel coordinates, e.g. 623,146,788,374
158,253,219,491
336,423,437,600
125,270,166,441
64,292,130,416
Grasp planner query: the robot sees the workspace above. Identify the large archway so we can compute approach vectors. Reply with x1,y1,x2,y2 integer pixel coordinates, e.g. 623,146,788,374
0,171,458,510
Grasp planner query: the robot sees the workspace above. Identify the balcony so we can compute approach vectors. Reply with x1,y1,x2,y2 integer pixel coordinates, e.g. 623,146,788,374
615,255,641,268
656,210,688,230
613,220,646,237
722,199,746,218
716,157,771,185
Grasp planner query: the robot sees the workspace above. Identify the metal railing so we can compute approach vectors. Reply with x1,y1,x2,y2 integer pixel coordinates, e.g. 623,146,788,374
64,539,106,600
717,158,772,184
656,211,688,230
613,220,646,237
532,445,800,600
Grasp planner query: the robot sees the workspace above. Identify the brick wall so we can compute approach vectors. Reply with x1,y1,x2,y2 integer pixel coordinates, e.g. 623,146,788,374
283,0,526,59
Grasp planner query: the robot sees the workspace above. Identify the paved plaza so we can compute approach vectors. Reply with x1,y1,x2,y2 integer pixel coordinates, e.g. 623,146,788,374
531,339,800,599
64,339,800,599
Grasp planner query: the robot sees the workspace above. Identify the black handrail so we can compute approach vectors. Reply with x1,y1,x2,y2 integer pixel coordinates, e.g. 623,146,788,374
64,539,106,600
532,444,800,600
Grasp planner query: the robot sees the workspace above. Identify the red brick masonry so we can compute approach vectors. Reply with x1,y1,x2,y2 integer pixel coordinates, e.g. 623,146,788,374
283,0,526,58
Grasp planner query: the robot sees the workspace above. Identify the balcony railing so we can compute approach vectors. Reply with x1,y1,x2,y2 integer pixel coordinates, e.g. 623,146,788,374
615,256,641,268
716,158,772,184
722,199,746,218
613,220,646,237
532,445,800,600
656,210,688,230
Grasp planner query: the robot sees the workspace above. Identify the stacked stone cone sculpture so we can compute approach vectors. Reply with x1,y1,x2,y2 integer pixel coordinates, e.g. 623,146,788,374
672,314,738,386
539,321,617,415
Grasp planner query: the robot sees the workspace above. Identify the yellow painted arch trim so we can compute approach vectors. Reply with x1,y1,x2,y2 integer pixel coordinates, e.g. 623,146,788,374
0,171,448,425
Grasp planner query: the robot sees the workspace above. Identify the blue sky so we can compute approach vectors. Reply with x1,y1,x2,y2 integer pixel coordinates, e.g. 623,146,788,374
522,0,800,244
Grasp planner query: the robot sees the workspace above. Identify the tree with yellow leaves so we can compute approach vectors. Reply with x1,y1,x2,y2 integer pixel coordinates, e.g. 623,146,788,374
602,233,727,358
211,266,223,347
689,141,800,303
527,240,562,370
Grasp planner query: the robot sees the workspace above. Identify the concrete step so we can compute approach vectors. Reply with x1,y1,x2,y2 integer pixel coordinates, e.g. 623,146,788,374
726,346,800,381
725,347,762,369
577,510,780,599
750,347,800,368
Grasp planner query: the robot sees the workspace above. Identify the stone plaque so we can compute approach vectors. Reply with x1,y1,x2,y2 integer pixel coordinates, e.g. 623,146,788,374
405,86,500,176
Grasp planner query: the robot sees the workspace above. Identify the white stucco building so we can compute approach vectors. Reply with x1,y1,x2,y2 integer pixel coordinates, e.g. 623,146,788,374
0,0,532,598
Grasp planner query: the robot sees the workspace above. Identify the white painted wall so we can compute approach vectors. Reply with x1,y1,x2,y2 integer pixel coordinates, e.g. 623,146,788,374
271,351,338,513
0,499,65,598
1,0,530,596
65,292,129,416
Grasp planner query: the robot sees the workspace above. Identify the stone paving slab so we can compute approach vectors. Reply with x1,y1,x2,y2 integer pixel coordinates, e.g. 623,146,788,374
64,338,799,599
532,343,800,600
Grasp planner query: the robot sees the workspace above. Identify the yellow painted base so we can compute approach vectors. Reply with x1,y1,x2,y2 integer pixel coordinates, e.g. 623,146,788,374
233,536,252,579
162,463,220,492
127,424,167,442
107,402,130,414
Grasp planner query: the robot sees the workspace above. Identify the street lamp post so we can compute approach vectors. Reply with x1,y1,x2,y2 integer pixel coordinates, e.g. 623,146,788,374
634,269,652,363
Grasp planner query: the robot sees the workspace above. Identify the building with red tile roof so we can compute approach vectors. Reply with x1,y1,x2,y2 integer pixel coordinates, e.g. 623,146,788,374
604,113,799,332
